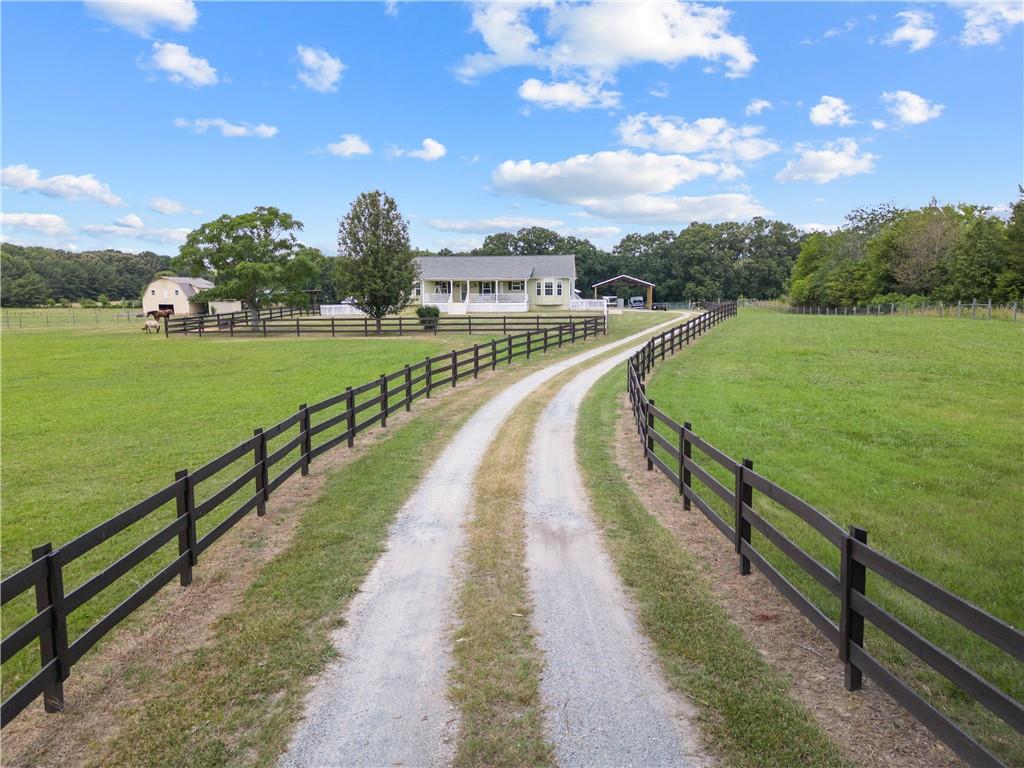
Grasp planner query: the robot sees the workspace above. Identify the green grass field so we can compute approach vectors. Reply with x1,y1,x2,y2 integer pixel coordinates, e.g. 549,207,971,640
0,311,660,697
645,309,1023,760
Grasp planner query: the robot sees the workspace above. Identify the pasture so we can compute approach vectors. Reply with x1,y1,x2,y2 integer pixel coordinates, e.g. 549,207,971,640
644,309,1023,758
0,311,662,695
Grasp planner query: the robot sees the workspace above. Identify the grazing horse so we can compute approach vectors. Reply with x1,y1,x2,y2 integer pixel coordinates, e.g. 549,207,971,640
142,319,161,334
146,309,174,321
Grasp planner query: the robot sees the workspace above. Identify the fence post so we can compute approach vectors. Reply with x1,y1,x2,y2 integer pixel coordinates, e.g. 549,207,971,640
174,469,196,584
840,526,869,691
507,335,513,364
543,327,549,353
346,387,356,447
681,422,692,507
987,299,992,320
379,374,388,428
425,357,433,398
468,316,473,335
734,458,753,575
526,332,532,359
262,318,267,337
1014,302,1019,322
31,543,65,713
957,300,962,318
491,338,498,371
404,365,412,411
645,399,655,471
503,315,507,335
299,404,311,475
972,298,977,319
473,344,480,378
331,317,336,337
254,428,269,514
399,316,403,337
451,350,457,387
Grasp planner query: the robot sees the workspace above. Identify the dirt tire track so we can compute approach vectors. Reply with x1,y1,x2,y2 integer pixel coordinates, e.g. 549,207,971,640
523,336,711,768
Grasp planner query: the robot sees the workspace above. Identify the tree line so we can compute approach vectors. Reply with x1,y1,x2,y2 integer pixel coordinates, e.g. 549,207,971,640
3,190,1020,309
0,244,172,307
789,192,1023,307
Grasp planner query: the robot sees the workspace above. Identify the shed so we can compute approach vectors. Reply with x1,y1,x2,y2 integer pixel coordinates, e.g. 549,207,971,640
591,274,656,309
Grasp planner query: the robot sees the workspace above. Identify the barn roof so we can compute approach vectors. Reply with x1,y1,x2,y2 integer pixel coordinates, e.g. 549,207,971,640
161,276,214,297
416,254,576,281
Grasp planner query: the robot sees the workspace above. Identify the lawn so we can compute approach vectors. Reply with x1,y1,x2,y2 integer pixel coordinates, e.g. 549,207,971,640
0,310,660,696
644,309,1023,759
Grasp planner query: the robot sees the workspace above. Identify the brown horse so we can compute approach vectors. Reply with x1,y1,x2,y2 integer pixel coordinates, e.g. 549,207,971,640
146,309,174,321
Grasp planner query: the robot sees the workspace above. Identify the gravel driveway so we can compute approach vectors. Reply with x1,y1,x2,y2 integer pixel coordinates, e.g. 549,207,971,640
279,318,681,768
524,334,709,768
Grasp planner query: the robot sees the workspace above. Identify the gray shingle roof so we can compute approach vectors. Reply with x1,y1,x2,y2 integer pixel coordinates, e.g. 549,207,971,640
416,255,576,281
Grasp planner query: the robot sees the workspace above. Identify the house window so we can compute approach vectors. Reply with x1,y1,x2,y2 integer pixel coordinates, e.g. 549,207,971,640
174,289,179,296
544,281,554,296
536,281,542,296
150,290,155,296
414,284,421,297
481,282,493,294
556,281,563,296
437,282,450,294
510,280,524,292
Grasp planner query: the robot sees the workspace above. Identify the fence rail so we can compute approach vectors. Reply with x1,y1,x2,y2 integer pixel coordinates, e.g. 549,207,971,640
164,309,603,337
0,316,607,728
627,303,1023,767
746,298,1021,321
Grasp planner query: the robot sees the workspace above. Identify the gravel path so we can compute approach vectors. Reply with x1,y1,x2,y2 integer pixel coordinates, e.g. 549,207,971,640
279,318,681,768
525,335,709,768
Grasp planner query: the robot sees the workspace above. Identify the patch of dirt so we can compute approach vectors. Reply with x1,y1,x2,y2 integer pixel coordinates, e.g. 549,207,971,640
0,364,497,768
611,392,964,768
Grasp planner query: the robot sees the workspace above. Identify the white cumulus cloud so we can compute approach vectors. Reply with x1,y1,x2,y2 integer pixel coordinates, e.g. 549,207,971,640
148,196,196,214
617,114,779,162
809,95,855,126
296,45,344,93
150,42,217,87
327,133,372,157
2,212,71,237
82,215,190,243
882,90,944,124
776,139,877,184
884,10,938,52
397,138,447,162
457,0,756,81
428,216,565,233
174,117,278,138
745,98,772,116
1,164,123,205
491,149,765,224
85,0,197,37
518,78,620,110
957,1,1023,45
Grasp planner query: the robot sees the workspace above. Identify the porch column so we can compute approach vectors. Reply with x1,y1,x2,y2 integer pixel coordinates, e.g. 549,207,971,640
646,285,653,309
593,286,598,299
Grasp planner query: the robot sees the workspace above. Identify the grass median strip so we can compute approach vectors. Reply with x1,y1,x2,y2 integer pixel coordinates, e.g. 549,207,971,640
577,365,852,768
448,388,555,768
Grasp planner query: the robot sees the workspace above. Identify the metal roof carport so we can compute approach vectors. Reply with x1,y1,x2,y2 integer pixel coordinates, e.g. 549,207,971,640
591,274,656,309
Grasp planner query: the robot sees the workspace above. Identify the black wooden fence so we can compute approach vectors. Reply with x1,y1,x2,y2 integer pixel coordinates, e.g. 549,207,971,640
627,304,1023,767
0,316,606,728
165,309,603,337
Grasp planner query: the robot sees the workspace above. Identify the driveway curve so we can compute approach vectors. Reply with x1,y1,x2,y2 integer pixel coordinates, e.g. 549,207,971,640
279,317,682,768
524,335,709,767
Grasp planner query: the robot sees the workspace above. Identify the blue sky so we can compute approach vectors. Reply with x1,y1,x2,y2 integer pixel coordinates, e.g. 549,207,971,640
2,1,1021,256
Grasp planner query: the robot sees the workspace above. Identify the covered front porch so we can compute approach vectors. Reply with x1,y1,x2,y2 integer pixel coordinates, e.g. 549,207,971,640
421,279,529,313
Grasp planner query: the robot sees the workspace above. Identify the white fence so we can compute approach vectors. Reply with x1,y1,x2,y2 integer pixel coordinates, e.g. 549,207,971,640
320,303,366,316
569,298,609,314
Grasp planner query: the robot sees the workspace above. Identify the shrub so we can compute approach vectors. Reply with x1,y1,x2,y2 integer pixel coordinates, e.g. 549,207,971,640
79,298,98,308
416,305,440,328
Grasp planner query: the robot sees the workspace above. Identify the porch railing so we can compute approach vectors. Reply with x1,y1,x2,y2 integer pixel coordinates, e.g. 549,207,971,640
467,292,527,304
423,293,453,304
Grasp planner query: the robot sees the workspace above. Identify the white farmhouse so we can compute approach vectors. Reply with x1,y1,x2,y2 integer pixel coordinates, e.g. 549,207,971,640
416,254,595,314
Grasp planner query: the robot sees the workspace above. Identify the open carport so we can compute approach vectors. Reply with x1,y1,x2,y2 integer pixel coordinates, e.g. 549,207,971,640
592,274,656,310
